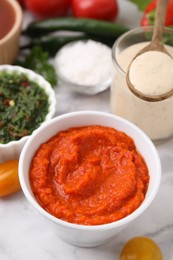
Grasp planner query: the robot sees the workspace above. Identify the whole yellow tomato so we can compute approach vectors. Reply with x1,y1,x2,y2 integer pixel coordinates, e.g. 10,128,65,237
120,236,163,260
0,160,21,197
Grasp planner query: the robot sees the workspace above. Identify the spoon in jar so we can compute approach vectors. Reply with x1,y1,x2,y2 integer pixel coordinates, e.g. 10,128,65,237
126,0,173,102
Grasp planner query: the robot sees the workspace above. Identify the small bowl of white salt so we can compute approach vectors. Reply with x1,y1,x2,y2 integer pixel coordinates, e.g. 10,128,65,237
54,40,112,95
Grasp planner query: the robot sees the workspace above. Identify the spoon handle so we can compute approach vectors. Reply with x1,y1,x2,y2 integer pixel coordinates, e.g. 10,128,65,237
152,0,169,44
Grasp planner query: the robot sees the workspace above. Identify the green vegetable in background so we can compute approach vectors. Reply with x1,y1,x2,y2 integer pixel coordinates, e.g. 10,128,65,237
16,46,57,87
22,17,128,56
23,17,129,38
128,0,152,11
21,34,116,57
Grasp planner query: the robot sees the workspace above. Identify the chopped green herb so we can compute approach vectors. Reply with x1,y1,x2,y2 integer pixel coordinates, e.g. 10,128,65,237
16,46,57,87
0,71,49,144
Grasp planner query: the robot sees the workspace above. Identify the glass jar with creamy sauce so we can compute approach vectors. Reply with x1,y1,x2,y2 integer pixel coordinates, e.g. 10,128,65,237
111,27,173,142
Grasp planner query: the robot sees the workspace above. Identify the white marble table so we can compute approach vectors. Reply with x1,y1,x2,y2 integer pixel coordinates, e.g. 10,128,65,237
1,1,173,259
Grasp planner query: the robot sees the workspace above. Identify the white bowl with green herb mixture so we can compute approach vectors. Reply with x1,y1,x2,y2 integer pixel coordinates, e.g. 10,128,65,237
0,65,56,164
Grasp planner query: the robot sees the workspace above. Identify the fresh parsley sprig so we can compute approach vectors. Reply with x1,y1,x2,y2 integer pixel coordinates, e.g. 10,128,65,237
16,46,57,87
128,0,152,11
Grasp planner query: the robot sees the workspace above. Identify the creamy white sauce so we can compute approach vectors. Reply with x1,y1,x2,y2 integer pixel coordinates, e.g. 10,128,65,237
111,42,173,140
129,50,173,95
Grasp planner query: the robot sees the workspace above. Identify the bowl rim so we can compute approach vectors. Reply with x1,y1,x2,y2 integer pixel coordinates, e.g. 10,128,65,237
0,64,56,148
19,111,161,231
0,0,23,45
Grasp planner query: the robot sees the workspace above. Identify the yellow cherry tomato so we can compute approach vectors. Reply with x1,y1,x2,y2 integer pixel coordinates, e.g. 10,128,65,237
120,236,163,260
0,160,21,197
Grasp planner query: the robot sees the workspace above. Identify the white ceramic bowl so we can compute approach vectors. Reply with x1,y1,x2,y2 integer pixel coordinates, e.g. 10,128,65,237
0,65,56,164
19,111,161,247
0,0,23,64
54,40,112,95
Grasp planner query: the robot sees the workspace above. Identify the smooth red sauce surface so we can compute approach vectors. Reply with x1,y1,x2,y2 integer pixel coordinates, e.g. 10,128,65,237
0,0,15,40
29,126,149,225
